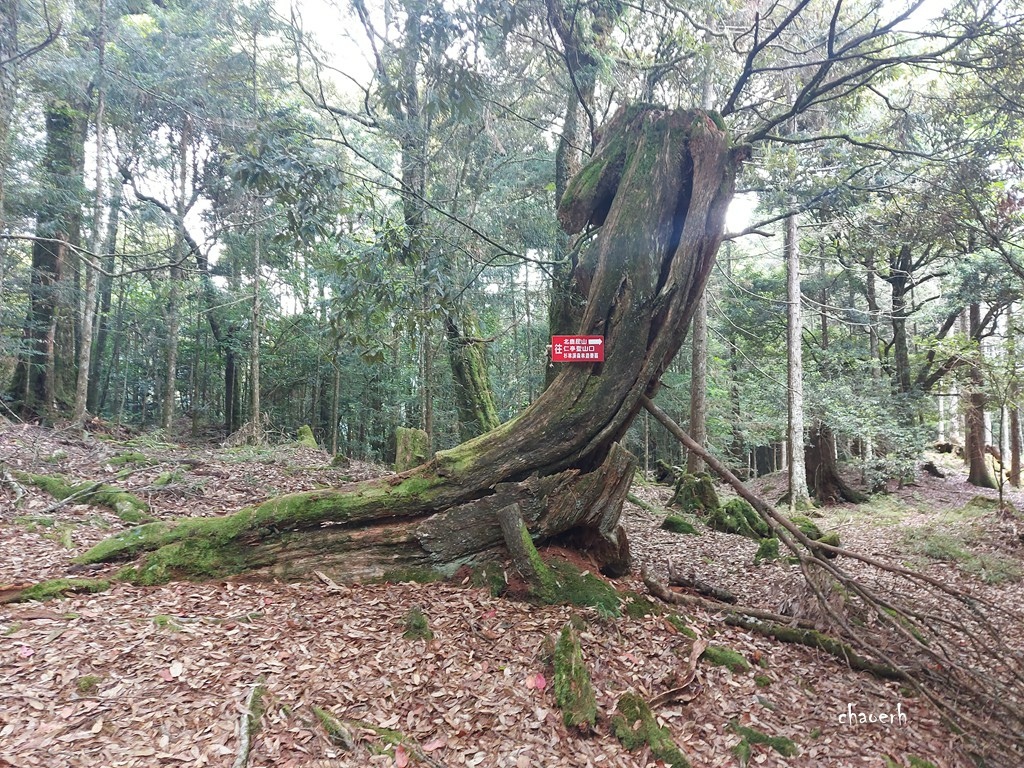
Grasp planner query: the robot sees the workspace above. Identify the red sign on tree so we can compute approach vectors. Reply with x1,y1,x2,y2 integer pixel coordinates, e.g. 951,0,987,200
550,335,605,363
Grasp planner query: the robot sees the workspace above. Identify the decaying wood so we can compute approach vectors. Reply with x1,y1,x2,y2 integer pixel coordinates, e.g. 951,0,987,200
497,503,549,594
232,679,265,768
0,462,25,510
667,559,736,603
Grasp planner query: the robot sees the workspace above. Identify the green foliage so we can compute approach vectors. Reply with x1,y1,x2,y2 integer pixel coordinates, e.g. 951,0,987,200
622,592,661,619
553,625,597,731
75,675,102,694
612,693,690,767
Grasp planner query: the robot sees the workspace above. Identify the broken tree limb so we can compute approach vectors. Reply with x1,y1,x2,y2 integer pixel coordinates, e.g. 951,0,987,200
666,560,736,603
497,502,555,599
232,678,266,768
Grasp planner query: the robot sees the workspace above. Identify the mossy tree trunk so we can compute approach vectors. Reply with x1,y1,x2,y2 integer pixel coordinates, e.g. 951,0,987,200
83,106,741,584
445,314,500,441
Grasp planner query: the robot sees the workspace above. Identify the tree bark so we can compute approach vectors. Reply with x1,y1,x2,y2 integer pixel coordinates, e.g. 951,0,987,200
805,422,866,504
785,211,811,509
966,303,997,489
83,106,740,584
10,101,87,418
686,292,708,473
445,314,500,441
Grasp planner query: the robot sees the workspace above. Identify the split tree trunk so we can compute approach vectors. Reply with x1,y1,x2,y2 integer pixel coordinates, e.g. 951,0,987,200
83,106,741,584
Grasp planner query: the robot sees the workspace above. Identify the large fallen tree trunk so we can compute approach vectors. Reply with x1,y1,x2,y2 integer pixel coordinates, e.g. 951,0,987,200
78,106,742,585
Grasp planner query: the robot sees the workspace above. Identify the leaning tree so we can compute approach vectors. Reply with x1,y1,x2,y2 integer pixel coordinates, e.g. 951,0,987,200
80,105,742,584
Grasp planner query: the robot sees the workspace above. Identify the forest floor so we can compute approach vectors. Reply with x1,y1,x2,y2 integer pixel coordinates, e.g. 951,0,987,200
1,421,1023,768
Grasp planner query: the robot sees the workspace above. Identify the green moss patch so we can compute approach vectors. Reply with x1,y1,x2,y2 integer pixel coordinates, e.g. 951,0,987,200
666,613,697,638
789,515,823,540
75,675,102,694
108,452,152,467
701,644,750,673
547,559,620,617
4,578,111,604
622,591,661,618
553,624,597,731
754,538,779,564
14,471,152,523
707,498,769,540
730,720,797,765
661,515,699,535
612,692,690,767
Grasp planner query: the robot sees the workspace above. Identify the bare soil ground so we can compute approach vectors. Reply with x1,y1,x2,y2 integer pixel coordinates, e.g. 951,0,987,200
2,422,1021,768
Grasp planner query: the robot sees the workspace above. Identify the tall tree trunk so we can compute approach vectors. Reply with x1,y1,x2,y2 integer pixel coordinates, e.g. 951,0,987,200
73,0,106,424
686,293,708,473
86,107,740,585
966,303,997,489
10,101,87,418
1010,306,1021,487
785,211,811,509
162,122,188,429
249,235,261,439
445,313,500,441
888,244,913,394
87,183,121,412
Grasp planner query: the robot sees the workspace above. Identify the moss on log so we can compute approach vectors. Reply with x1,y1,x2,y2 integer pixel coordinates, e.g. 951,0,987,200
612,693,690,768
1,577,111,604
707,498,769,539
553,624,597,731
15,471,152,523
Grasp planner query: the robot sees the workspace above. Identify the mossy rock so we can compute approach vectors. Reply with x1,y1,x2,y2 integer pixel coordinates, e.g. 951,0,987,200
700,644,750,673
553,624,597,731
296,425,319,448
706,498,769,540
669,472,720,514
611,692,690,767
3,578,111,604
661,515,699,535
754,538,779,565
14,471,152,523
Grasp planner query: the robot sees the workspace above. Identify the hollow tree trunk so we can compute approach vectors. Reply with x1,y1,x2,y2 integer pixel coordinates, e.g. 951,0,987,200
84,106,741,585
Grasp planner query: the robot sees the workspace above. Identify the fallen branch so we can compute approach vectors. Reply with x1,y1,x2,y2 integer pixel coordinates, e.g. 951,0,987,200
667,560,736,603
0,463,26,509
232,678,266,768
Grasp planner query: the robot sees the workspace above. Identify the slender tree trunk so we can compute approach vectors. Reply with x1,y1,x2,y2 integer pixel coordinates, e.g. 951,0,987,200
87,183,121,412
249,235,262,438
966,303,997,489
162,122,188,429
1010,307,1021,487
87,107,740,584
786,211,810,509
73,0,106,424
888,245,913,394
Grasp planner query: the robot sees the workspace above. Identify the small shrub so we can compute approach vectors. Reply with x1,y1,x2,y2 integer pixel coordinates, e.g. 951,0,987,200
402,607,433,641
